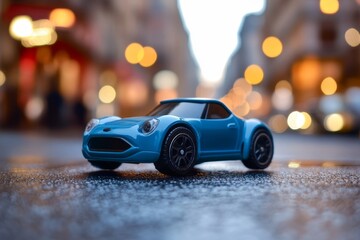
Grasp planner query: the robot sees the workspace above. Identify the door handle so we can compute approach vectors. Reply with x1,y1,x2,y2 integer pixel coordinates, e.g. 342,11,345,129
227,123,236,128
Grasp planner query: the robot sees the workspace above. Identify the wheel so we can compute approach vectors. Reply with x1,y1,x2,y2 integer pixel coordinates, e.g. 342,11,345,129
242,128,273,169
154,127,197,176
88,160,121,170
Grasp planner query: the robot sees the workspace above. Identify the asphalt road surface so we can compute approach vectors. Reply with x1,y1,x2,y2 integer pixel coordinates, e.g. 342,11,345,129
0,131,360,240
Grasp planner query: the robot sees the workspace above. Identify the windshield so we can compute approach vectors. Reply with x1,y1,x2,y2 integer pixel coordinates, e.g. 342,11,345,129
147,102,206,119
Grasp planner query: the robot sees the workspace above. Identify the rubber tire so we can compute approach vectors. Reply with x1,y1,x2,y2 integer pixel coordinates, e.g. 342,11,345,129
89,160,121,170
154,127,197,176
242,128,273,170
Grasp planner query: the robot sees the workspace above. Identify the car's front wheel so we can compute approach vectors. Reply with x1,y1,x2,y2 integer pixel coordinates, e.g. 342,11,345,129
154,127,197,176
88,160,121,170
242,128,273,169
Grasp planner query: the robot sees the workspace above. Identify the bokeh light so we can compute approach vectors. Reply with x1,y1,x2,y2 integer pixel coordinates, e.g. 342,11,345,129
244,64,264,85
262,36,283,58
344,28,360,47
288,161,301,168
319,0,339,15
247,91,262,110
49,8,76,28
320,77,337,95
125,43,144,64
287,111,305,130
272,88,293,111
324,113,344,132
300,112,312,130
233,78,252,96
153,70,179,90
0,70,5,87
272,80,293,111
139,46,157,67
268,114,288,133
98,85,116,104
25,96,44,120
9,15,33,39
234,102,250,117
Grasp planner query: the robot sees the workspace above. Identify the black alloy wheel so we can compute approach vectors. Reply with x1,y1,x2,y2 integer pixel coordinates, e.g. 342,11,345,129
154,127,197,176
242,128,273,169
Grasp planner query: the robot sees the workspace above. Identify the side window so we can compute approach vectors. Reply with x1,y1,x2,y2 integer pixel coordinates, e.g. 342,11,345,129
206,103,231,119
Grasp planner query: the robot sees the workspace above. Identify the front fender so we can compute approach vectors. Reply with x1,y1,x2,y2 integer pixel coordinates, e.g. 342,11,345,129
156,116,201,160
242,119,272,160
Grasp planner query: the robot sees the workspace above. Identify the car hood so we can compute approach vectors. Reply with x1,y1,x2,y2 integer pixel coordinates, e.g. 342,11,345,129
100,116,152,128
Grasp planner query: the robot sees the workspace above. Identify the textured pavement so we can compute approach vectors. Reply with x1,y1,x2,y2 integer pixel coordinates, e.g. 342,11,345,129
0,131,360,240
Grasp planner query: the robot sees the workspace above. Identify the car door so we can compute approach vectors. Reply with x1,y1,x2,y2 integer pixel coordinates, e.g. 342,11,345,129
200,103,239,152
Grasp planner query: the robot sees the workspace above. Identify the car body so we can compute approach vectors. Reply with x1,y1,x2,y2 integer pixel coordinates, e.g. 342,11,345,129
82,98,274,175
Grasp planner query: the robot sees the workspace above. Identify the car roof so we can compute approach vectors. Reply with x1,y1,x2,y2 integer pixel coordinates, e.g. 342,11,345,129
161,98,223,105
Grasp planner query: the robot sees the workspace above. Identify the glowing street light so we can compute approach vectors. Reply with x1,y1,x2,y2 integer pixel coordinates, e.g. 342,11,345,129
262,36,283,58
321,77,337,95
49,8,76,28
98,85,116,104
139,46,157,67
319,0,339,15
125,43,144,64
344,28,360,47
9,15,33,39
244,64,264,85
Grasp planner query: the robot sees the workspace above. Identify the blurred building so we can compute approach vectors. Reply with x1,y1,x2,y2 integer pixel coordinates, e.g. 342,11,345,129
0,0,198,129
221,0,360,134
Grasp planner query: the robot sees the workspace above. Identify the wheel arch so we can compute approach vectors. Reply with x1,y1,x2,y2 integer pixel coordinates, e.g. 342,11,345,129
160,121,200,160
242,119,273,160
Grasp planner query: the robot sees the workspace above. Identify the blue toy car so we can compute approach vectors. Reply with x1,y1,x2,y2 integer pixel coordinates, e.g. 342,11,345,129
82,98,274,176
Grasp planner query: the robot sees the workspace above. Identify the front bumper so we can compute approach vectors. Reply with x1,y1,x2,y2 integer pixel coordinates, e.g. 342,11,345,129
82,126,162,163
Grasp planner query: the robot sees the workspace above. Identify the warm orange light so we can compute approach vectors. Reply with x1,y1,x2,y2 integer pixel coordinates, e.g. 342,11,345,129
234,102,250,117
319,0,339,15
0,70,5,87
139,46,157,67
125,43,144,64
262,36,283,58
321,77,337,95
99,85,116,104
233,78,252,96
268,114,288,133
49,8,76,28
292,58,322,91
244,65,264,85
247,91,262,110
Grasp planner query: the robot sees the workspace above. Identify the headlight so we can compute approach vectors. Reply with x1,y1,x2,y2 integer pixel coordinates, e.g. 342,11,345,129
85,119,99,134
140,118,159,134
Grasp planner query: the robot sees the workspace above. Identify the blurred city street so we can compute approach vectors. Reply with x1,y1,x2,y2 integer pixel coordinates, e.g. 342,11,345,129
0,131,360,240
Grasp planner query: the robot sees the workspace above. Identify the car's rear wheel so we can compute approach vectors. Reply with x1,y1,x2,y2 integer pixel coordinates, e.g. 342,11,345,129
154,127,197,176
88,160,121,170
242,128,273,169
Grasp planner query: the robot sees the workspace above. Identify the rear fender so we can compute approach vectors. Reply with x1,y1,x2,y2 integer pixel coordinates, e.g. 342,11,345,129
242,119,271,160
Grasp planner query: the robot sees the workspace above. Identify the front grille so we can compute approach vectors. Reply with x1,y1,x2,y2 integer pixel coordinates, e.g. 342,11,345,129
88,137,131,152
